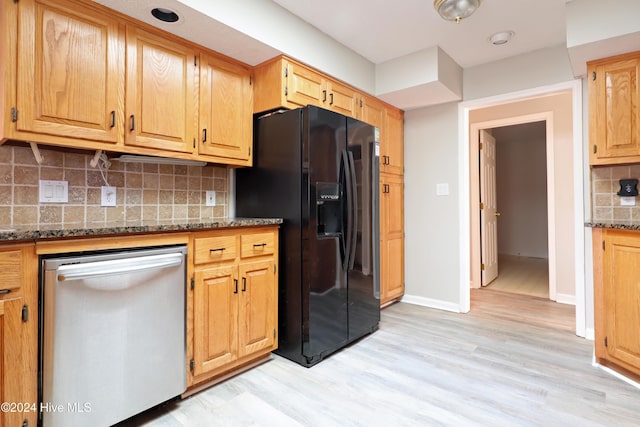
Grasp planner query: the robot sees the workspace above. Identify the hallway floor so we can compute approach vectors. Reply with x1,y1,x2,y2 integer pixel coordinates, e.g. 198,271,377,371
485,254,549,299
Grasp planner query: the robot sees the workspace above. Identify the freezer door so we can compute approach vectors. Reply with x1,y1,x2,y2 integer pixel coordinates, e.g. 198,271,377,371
302,106,349,360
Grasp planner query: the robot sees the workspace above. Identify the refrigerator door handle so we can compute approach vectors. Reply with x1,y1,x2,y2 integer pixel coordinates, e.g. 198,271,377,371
347,150,358,270
342,149,354,272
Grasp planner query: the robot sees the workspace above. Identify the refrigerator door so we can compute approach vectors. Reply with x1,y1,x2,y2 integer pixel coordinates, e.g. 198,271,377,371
346,117,381,341
302,106,349,361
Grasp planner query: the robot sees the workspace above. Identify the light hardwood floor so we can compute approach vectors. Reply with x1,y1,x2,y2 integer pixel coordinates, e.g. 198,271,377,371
118,290,639,427
486,254,549,299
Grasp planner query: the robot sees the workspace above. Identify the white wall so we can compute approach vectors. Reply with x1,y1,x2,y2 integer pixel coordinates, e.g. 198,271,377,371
404,46,581,310
494,122,548,259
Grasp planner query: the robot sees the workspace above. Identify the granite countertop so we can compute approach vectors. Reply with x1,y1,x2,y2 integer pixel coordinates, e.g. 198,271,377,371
585,221,640,230
0,218,283,242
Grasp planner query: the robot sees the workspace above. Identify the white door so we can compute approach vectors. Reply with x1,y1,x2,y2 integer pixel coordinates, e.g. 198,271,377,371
480,130,499,285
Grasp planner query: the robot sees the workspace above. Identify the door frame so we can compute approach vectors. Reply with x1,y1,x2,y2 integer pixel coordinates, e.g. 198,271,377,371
472,114,555,301
457,79,585,337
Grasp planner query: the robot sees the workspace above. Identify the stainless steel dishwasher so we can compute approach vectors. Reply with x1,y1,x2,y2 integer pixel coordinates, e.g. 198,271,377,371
40,245,187,427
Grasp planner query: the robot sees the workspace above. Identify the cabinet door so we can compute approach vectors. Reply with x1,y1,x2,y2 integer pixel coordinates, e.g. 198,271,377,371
238,260,277,358
590,55,640,163
602,233,640,373
381,109,404,175
380,174,404,305
199,54,252,163
0,297,27,427
285,60,326,107
326,80,356,118
362,97,385,130
16,0,124,143
125,26,197,153
193,266,238,376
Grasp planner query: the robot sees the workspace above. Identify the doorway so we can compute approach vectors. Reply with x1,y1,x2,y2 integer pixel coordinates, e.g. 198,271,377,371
480,122,550,299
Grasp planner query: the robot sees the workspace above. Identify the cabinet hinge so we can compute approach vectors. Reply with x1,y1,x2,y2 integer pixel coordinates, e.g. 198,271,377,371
11,107,18,122
191,277,195,290
602,241,605,250
480,263,485,271
480,202,484,210
592,71,596,81
249,75,253,85
593,144,597,154
21,304,28,322
273,264,276,274
273,328,276,339
604,337,608,347
284,86,288,96
194,56,197,67
189,359,195,372
193,138,196,150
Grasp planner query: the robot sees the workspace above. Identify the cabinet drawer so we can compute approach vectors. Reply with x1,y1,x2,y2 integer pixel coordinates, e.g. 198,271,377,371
0,250,23,296
194,236,237,265
241,233,275,258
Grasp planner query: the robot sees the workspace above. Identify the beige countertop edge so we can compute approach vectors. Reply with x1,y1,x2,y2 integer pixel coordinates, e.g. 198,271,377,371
0,218,283,242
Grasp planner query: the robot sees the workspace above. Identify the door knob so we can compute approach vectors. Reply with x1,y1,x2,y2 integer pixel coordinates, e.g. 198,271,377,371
494,212,501,217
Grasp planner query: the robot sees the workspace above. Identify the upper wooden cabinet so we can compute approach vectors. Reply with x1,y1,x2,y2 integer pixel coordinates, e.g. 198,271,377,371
198,54,253,165
254,56,360,118
125,26,197,154
589,51,640,165
381,108,404,175
593,228,640,380
12,0,124,144
1,0,254,166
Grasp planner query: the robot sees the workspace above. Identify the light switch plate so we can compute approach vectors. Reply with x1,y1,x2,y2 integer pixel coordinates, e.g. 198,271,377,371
620,196,636,206
39,180,68,203
101,186,116,207
205,190,216,206
436,183,449,196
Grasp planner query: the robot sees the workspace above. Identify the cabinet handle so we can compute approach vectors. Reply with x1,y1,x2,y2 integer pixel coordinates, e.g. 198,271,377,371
329,93,334,105
242,277,247,292
383,184,390,194
203,128,207,143
234,279,238,294
253,243,267,248
0,289,11,295
130,114,135,131
323,90,327,103
110,111,115,128
210,247,225,253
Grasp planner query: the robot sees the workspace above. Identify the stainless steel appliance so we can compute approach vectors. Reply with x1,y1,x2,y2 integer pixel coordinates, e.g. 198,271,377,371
236,105,380,367
40,246,187,427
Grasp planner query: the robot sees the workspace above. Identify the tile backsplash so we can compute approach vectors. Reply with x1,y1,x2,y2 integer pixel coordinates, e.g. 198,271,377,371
591,164,640,222
0,144,228,228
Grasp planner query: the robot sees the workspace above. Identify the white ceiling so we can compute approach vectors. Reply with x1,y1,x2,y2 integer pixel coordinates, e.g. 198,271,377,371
271,0,568,68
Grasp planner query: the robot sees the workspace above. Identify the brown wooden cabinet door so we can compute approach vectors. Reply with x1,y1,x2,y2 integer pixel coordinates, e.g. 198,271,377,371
16,0,124,143
125,26,197,153
362,97,385,130
602,232,640,373
285,61,326,107
326,80,356,118
238,260,277,358
199,54,252,163
0,297,28,427
193,266,238,376
381,109,404,175
590,53,640,164
380,174,404,305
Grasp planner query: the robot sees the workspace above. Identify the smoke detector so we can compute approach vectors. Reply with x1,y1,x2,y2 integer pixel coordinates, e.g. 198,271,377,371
489,31,515,46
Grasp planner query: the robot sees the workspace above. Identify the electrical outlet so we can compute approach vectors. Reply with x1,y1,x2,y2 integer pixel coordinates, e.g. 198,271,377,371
101,186,117,207
205,191,216,207
39,180,68,203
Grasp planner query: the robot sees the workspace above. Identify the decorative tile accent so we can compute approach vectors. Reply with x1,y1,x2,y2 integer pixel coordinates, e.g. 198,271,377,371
0,145,229,229
591,165,640,224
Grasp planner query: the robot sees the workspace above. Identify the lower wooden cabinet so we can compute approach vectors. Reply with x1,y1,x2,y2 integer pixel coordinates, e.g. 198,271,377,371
190,227,278,386
593,228,640,380
380,173,404,305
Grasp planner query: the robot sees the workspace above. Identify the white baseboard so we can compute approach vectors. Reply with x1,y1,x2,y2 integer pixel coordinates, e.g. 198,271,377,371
555,293,575,305
400,294,462,313
584,328,595,341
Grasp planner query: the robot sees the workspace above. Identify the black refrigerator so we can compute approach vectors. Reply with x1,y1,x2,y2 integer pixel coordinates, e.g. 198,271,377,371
236,105,380,367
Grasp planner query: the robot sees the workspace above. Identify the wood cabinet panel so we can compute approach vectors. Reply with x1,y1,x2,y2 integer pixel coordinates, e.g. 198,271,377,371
380,174,404,305
0,249,25,294
326,80,357,118
240,232,275,258
198,54,252,164
381,108,404,175
0,297,27,427
15,0,124,143
589,51,640,165
362,96,385,130
286,61,326,107
125,26,197,153
194,235,237,265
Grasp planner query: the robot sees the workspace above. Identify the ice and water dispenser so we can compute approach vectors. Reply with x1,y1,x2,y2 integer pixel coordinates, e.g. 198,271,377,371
316,182,342,237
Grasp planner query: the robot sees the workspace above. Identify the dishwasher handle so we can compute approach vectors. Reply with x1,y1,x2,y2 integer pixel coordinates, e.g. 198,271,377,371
57,253,184,283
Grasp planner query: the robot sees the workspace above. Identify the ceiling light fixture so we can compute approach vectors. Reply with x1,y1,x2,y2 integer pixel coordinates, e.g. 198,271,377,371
433,0,483,23
489,31,515,46
151,7,179,23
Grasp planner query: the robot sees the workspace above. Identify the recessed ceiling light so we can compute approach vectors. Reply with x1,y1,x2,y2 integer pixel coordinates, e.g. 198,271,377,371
489,31,515,46
151,7,179,23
